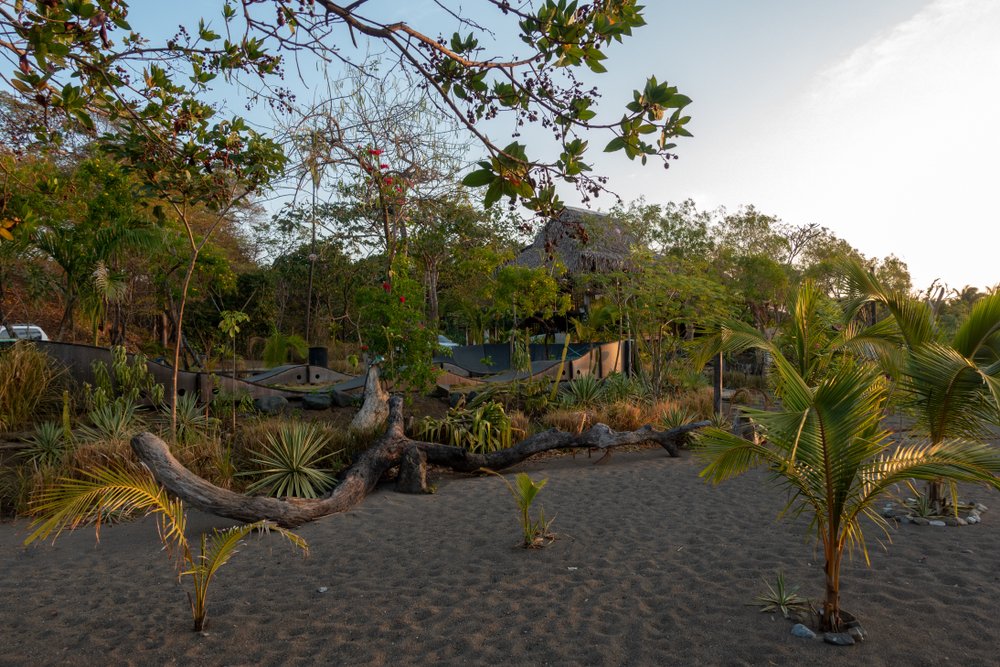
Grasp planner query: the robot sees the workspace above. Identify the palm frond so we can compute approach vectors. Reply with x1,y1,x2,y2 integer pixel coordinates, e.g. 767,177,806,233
695,427,771,484
25,465,186,553
952,291,1000,360
839,259,935,349
906,343,1000,442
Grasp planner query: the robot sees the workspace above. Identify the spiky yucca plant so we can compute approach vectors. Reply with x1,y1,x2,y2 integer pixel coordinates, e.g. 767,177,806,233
243,422,339,498
20,421,71,469
25,465,307,631
560,374,603,407
168,393,220,445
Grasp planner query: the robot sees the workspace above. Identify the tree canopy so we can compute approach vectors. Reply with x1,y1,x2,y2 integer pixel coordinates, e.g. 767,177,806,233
0,0,692,221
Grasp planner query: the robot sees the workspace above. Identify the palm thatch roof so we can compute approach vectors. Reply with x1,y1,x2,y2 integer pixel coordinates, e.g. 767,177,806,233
512,206,635,275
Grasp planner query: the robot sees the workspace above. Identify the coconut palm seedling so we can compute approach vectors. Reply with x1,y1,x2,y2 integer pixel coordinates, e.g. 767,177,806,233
696,351,1000,632
25,465,307,631
481,468,555,548
841,263,1000,516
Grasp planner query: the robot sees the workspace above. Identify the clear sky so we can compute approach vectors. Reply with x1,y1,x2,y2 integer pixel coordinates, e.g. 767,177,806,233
127,1,999,292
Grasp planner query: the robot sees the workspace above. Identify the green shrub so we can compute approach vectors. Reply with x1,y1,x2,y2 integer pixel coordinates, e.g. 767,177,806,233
84,345,164,411
262,332,308,368
418,401,515,453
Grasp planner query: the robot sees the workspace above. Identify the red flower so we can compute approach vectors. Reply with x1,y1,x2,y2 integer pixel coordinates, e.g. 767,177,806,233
382,281,391,292
360,344,368,351
379,163,389,169
368,148,383,156
384,177,393,185
399,296,406,303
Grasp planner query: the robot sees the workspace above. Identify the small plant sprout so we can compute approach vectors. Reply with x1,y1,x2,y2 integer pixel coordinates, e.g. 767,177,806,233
755,571,807,619
481,468,555,548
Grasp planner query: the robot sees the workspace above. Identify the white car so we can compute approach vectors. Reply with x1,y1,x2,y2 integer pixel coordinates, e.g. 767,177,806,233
437,334,461,349
0,324,49,341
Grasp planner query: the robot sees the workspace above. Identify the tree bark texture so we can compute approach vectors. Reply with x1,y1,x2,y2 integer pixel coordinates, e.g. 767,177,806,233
131,396,708,527
349,363,389,433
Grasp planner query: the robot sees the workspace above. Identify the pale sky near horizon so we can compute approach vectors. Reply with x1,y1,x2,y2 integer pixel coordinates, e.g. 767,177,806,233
128,1,1000,292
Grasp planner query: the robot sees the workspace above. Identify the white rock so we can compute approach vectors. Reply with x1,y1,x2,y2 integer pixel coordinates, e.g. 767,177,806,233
928,520,947,527
317,587,328,593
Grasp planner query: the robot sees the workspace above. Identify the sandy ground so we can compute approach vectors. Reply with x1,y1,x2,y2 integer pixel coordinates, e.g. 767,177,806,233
1,448,998,666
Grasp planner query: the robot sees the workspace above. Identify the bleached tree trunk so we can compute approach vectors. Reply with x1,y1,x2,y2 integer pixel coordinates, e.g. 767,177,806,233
349,363,389,433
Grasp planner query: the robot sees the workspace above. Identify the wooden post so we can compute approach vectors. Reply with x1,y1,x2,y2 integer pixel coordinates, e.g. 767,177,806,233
713,352,723,415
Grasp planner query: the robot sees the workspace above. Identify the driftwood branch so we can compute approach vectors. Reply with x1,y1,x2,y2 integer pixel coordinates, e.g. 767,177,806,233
131,396,708,527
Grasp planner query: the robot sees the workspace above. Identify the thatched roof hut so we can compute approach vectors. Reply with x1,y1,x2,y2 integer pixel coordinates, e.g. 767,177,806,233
512,206,635,275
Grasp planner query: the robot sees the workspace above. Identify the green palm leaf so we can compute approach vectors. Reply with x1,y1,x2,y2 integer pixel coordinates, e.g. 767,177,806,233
695,345,1000,631
26,464,187,555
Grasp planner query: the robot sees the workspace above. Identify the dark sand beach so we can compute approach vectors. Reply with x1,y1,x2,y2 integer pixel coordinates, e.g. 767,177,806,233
2,448,997,666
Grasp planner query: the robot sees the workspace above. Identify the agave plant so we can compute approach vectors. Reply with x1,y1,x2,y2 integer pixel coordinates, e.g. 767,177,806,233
25,465,307,632
755,571,808,619
78,401,142,443
601,372,638,403
560,374,603,407
659,406,698,447
242,422,339,498
169,393,220,445
20,421,72,470
696,349,1000,631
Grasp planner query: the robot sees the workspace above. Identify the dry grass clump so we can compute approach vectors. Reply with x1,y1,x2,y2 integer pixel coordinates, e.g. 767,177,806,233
508,409,532,441
541,409,590,434
329,424,381,462
650,398,681,421
0,464,49,517
0,342,64,432
593,400,646,431
676,387,715,419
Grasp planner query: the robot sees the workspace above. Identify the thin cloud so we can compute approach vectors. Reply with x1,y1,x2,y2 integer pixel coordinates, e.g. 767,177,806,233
747,0,1000,290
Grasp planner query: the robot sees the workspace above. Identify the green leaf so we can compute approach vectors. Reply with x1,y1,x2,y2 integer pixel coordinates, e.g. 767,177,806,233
462,169,494,188
483,178,503,208
604,137,626,152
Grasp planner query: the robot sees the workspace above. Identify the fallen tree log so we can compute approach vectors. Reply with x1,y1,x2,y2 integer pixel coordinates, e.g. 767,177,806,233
131,396,709,527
